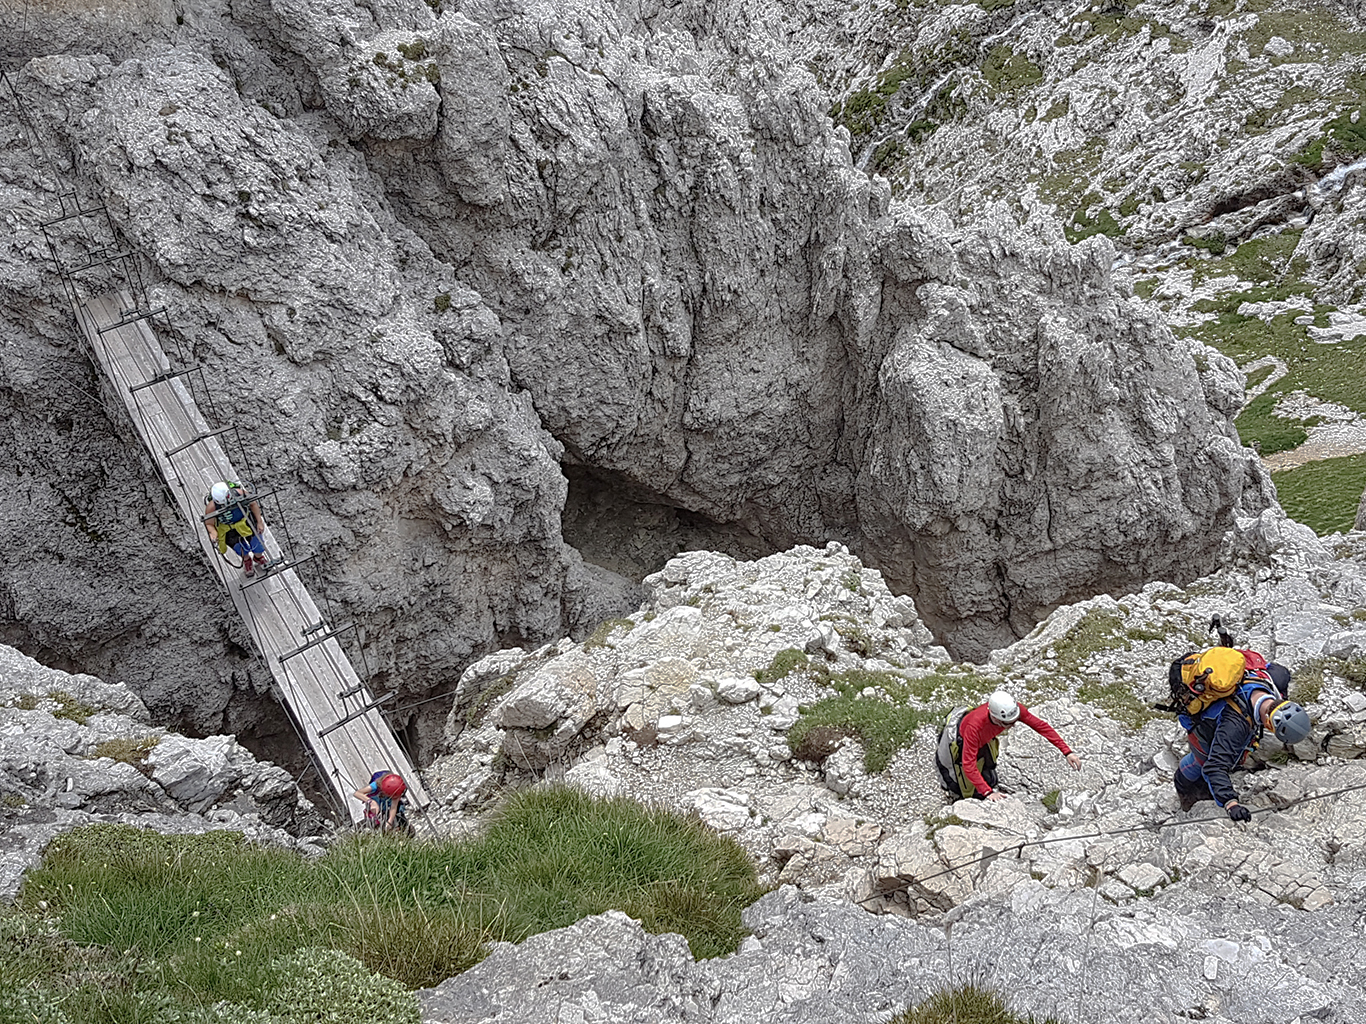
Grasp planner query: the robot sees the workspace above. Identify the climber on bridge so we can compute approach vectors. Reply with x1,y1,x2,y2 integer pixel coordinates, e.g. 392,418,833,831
934,691,1081,801
1163,621,1311,819
204,479,269,578
354,770,409,832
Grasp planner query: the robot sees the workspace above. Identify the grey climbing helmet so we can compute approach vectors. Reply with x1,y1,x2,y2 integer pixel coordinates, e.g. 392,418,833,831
1269,701,1311,746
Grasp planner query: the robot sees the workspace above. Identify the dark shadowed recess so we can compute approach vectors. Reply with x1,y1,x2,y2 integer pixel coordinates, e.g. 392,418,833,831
561,463,773,580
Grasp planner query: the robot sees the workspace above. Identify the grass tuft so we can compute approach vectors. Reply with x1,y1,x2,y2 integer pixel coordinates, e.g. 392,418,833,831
893,983,1060,1023
787,668,979,772
753,648,814,686
1272,453,1366,536
583,617,635,651
10,789,763,1018
89,736,160,776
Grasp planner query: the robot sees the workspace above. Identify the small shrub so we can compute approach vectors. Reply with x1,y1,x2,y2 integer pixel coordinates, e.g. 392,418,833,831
789,724,852,763
1041,789,1061,813
1182,232,1228,255
893,983,1059,1023
433,293,451,313
753,648,813,686
90,736,160,775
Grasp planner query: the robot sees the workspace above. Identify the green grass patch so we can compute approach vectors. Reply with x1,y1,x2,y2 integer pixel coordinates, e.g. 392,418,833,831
1041,96,1069,122
1041,789,1061,813
1235,391,1311,455
583,617,635,650
89,736,159,774
1191,230,1303,287
1243,8,1366,62
981,46,1042,93
893,983,1060,1024
465,672,519,726
10,691,100,724
10,790,763,1020
754,648,816,686
1185,299,1366,453
1182,232,1227,256
1292,107,1366,170
787,668,980,772
1050,609,1127,675
1064,203,1123,244
831,51,923,141
1292,652,1366,702
1075,679,1164,731
1272,453,1366,535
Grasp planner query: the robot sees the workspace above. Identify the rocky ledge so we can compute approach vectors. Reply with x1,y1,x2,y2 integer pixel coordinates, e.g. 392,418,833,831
0,645,322,897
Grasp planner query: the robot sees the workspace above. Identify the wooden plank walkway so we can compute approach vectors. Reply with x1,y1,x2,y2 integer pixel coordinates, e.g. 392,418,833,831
74,290,427,822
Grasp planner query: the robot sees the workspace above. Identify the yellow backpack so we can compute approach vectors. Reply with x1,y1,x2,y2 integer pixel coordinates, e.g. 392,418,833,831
1175,647,1247,715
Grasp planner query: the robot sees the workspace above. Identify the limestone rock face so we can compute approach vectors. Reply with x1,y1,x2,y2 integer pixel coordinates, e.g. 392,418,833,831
1,0,1269,747
417,886,1363,1023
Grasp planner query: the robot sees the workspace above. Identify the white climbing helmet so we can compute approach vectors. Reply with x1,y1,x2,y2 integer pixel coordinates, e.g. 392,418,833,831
987,690,1020,726
210,481,230,504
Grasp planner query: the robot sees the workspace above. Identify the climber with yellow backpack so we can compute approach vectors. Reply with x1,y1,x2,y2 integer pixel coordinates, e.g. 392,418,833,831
204,480,269,578
1160,616,1312,819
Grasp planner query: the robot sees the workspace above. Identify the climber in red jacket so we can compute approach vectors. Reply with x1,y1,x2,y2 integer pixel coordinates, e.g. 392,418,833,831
934,691,1081,800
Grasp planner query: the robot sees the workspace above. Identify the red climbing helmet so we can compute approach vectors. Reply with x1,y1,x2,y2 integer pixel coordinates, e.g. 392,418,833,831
378,773,407,799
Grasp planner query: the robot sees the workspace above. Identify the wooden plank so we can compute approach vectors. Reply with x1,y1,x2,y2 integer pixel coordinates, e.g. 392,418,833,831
74,290,428,822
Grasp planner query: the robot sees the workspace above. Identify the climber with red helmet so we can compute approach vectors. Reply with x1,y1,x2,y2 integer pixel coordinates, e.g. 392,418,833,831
353,770,409,832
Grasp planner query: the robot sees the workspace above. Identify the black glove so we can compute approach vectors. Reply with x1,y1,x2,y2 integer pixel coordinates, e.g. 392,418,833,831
1226,804,1252,822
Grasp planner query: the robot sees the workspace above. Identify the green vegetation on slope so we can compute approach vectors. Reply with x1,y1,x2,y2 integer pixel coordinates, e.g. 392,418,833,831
785,658,984,771
7,789,765,1023
893,983,1061,1024
981,46,1042,93
1173,230,1365,466
1272,453,1366,535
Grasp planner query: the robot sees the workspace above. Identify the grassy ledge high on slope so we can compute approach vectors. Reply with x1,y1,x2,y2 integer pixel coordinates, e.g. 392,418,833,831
1,788,765,1024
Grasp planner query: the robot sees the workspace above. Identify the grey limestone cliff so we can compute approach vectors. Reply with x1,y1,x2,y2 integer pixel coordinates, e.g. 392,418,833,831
1,0,1270,748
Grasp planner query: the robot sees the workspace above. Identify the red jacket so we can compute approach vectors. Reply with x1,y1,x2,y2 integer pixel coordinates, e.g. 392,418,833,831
959,703,1071,796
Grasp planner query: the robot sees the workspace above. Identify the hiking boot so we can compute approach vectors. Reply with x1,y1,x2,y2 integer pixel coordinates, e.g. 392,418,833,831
254,553,269,571
243,558,256,578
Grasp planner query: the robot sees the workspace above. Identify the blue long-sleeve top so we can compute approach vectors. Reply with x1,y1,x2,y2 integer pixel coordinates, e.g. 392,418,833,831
1183,684,1278,806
